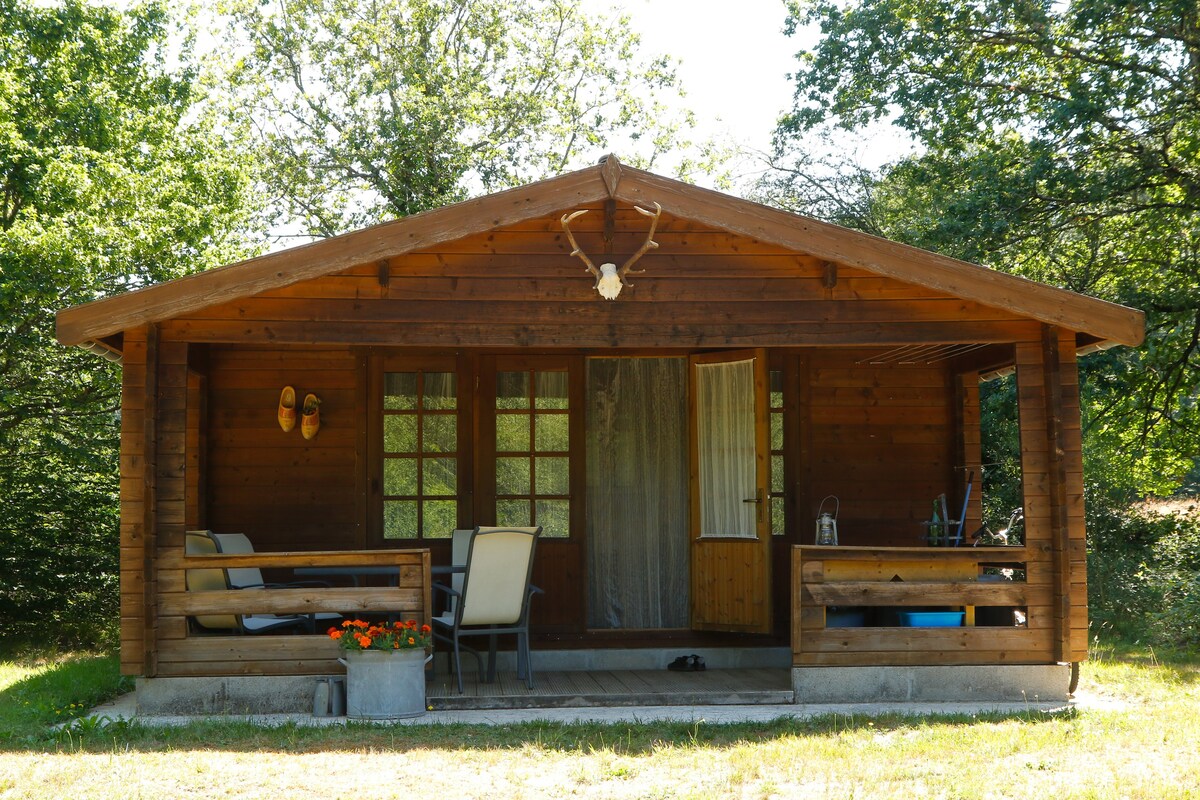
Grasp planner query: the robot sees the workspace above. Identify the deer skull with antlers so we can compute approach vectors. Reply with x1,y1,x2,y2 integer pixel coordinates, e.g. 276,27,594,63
560,202,661,300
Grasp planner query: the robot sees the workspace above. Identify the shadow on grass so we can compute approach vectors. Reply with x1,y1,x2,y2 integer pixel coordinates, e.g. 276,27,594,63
16,703,1075,756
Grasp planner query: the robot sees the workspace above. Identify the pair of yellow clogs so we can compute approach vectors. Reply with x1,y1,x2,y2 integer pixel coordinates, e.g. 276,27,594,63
278,386,320,439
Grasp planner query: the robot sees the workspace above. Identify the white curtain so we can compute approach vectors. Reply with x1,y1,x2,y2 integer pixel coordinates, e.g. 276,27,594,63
586,358,689,629
696,358,757,538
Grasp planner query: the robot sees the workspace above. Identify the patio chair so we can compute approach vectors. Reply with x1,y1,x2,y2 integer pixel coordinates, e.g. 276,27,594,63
184,531,315,634
206,532,342,627
442,528,475,617
432,526,543,693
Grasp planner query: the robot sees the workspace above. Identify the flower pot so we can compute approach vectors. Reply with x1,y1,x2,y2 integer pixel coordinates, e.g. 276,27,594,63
339,649,428,720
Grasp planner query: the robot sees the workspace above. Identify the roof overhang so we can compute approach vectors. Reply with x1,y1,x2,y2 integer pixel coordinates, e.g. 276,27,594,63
56,156,1145,351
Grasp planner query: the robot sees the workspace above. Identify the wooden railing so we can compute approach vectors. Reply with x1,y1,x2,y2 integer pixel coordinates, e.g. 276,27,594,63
792,545,1052,668
152,548,431,677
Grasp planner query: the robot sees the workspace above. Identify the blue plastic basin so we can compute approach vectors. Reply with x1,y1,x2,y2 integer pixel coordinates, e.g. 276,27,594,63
898,611,964,627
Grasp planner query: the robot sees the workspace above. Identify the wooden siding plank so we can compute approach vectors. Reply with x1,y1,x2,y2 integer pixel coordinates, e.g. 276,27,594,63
56,167,612,344
615,167,1144,346
156,319,1043,348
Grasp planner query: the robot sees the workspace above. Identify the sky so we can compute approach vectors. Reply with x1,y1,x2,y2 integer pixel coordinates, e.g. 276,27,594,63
576,0,916,190
580,0,802,182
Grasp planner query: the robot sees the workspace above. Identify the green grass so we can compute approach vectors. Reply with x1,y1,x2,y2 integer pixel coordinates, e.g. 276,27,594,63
1,641,1198,798
0,652,130,746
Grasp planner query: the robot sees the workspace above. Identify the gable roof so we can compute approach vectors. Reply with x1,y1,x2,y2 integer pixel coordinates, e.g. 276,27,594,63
56,156,1145,348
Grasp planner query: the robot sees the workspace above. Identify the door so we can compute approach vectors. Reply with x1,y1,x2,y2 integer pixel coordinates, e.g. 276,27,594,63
688,349,772,632
477,354,586,632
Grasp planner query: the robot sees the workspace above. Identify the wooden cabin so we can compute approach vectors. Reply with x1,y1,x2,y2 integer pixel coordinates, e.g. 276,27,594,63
57,156,1144,707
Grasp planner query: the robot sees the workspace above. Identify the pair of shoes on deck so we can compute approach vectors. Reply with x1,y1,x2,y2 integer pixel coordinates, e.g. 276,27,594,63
667,654,706,672
278,386,320,439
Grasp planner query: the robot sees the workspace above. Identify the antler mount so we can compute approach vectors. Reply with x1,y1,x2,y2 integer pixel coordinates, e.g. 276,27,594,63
560,202,662,300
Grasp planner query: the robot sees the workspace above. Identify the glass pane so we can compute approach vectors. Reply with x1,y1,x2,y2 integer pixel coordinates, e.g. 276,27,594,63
384,373,418,410
383,414,418,453
422,414,457,453
533,413,569,452
771,496,785,536
422,372,456,410
383,457,418,496
535,456,569,496
769,370,784,409
496,457,531,496
771,411,784,451
771,454,784,494
497,499,532,527
422,457,457,496
696,359,757,538
421,501,457,538
496,413,530,452
535,371,569,409
496,371,529,409
383,500,418,539
536,499,570,538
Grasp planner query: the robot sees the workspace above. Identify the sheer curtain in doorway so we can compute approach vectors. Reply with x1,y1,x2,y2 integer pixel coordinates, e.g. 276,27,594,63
586,358,689,629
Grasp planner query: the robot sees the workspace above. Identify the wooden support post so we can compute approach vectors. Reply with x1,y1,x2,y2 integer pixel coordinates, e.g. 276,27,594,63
792,546,803,664
603,198,616,258
141,323,159,676
1041,326,1072,663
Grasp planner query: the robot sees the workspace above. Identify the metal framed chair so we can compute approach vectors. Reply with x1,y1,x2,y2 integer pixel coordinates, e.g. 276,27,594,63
431,526,543,693
184,531,315,634
185,531,339,634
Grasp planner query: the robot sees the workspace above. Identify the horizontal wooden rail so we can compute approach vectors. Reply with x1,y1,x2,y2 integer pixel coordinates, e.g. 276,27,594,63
804,581,1027,607
799,545,1027,561
792,544,1049,668
165,587,425,616
172,548,428,570
156,548,433,677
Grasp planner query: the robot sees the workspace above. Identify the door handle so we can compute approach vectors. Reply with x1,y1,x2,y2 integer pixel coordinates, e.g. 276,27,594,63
743,489,764,523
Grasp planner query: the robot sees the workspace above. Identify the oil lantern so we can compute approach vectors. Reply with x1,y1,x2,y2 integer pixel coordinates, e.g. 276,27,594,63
815,495,840,546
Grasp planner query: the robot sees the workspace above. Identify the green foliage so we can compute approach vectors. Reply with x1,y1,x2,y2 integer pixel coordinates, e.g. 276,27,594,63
0,1,259,645
772,0,1200,498
1088,504,1200,650
215,0,715,238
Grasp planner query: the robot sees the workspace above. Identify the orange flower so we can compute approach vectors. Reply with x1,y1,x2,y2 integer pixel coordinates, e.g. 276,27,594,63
407,637,416,645
421,625,431,634
329,630,343,640
357,635,372,648
342,620,354,628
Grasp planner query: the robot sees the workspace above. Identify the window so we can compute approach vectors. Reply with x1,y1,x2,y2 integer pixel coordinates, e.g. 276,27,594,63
769,369,785,536
494,369,571,538
381,370,458,539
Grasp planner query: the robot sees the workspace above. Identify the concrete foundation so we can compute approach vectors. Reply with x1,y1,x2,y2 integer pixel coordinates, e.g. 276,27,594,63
792,664,1071,703
136,675,329,715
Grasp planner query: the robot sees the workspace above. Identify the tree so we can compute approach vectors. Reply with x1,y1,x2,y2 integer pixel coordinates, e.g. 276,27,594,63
215,0,714,238
0,0,258,644
771,0,1200,496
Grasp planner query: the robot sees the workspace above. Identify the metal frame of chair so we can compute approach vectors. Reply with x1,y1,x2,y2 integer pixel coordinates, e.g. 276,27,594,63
431,526,543,693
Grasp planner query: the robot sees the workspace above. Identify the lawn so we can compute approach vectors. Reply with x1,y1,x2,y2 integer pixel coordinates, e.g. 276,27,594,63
1,643,1198,799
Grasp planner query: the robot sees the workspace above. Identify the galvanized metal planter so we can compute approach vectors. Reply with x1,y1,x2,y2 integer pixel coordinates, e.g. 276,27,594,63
340,649,428,720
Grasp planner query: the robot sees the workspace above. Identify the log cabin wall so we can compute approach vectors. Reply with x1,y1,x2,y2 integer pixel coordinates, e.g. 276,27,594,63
118,326,190,677
117,326,150,676
804,350,963,547
203,346,366,552
158,208,1041,350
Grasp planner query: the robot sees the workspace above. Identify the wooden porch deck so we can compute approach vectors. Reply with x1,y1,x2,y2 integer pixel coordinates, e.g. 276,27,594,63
426,668,793,710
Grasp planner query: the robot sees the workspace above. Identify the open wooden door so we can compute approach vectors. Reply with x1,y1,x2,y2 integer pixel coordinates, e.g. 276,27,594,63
688,349,772,633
